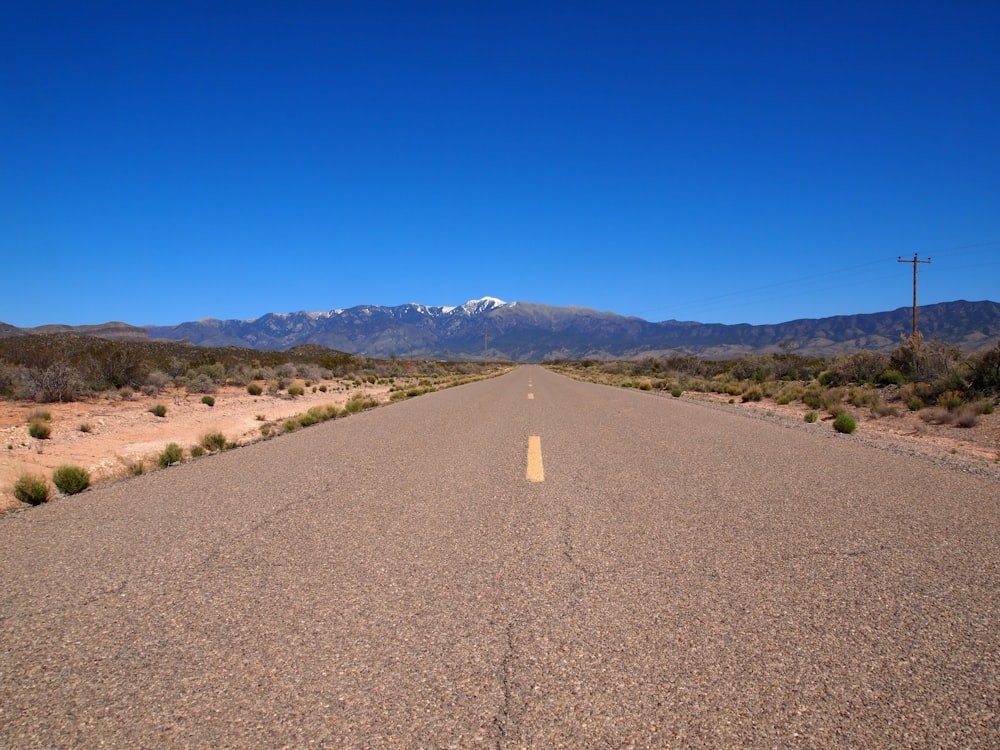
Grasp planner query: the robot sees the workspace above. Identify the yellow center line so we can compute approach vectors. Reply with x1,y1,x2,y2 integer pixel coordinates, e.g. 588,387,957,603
526,436,544,482
527,393,534,399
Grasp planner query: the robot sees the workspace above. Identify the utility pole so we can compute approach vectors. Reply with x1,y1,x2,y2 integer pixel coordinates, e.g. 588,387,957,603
898,253,931,338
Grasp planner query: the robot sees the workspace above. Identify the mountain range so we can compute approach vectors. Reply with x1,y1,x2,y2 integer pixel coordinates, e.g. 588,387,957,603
4,297,999,361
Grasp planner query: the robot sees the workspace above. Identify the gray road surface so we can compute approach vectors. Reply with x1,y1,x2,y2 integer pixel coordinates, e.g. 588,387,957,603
2,366,998,748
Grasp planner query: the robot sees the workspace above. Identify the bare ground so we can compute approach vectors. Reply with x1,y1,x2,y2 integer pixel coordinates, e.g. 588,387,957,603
683,389,1000,480
0,379,391,512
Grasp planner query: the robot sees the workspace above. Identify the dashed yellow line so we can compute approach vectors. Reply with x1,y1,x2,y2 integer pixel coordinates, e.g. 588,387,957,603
526,436,544,482
527,393,534,400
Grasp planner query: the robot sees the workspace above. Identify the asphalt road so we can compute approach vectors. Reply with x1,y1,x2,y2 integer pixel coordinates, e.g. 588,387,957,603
2,366,998,748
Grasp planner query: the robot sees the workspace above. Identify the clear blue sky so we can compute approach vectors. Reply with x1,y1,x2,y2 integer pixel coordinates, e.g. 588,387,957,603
3,1,998,328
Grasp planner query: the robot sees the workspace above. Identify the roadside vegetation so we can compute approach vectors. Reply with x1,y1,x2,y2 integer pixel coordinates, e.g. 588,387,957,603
0,334,510,403
2,333,512,508
547,335,1000,438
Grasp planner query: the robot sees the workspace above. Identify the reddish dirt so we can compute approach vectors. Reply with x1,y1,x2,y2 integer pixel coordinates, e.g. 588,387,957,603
1,380,390,512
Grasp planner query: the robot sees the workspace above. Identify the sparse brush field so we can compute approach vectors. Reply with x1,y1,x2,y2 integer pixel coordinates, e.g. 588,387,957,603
547,336,1000,471
0,334,512,511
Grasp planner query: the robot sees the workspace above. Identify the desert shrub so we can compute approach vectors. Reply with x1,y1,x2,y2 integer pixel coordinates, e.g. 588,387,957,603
804,411,818,423
297,410,320,427
671,388,683,397
32,362,86,403
27,409,52,422
846,387,880,408
149,404,167,418
967,340,1000,394
955,407,980,428
901,382,931,411
833,413,857,434
199,432,227,452
142,370,172,396
872,403,899,418
79,423,92,433
287,385,304,397
247,383,263,396
318,384,328,392
157,443,183,467
344,393,378,413
52,464,90,494
127,459,144,476
184,373,217,394
877,369,905,386
282,419,299,433
260,424,271,437
28,421,51,439
827,402,848,418
13,473,50,505
919,407,955,425
823,351,891,386
201,395,215,407
800,385,825,409
775,383,803,405
731,355,775,383
937,390,965,411
890,335,962,383
741,387,763,403
190,445,206,458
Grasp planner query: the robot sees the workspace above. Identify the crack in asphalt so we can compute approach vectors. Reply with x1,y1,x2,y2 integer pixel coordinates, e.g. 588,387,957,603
492,621,516,749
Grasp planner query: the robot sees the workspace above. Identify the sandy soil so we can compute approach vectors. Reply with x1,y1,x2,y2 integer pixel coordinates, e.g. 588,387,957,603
684,389,1000,479
0,380,391,512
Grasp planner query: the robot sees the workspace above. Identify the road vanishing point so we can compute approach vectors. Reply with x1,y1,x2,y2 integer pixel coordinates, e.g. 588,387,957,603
2,366,998,748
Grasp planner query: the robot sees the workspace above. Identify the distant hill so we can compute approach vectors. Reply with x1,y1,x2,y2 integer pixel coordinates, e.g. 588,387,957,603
4,299,999,361
143,298,1000,361
0,321,151,341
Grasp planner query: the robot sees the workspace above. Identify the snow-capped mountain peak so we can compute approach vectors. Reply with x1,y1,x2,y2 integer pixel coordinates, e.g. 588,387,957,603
453,297,509,316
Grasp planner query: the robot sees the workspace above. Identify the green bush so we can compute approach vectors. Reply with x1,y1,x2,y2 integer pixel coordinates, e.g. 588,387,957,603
833,413,857,434
287,385,304,397
13,473,50,505
79,423,93,433
201,395,215,407
158,443,183,467
199,432,227,452
190,445,206,458
247,383,263,396
52,465,90,495
149,404,167,418
671,388,683,398
28,421,51,439
741,387,763,402
804,410,818,423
